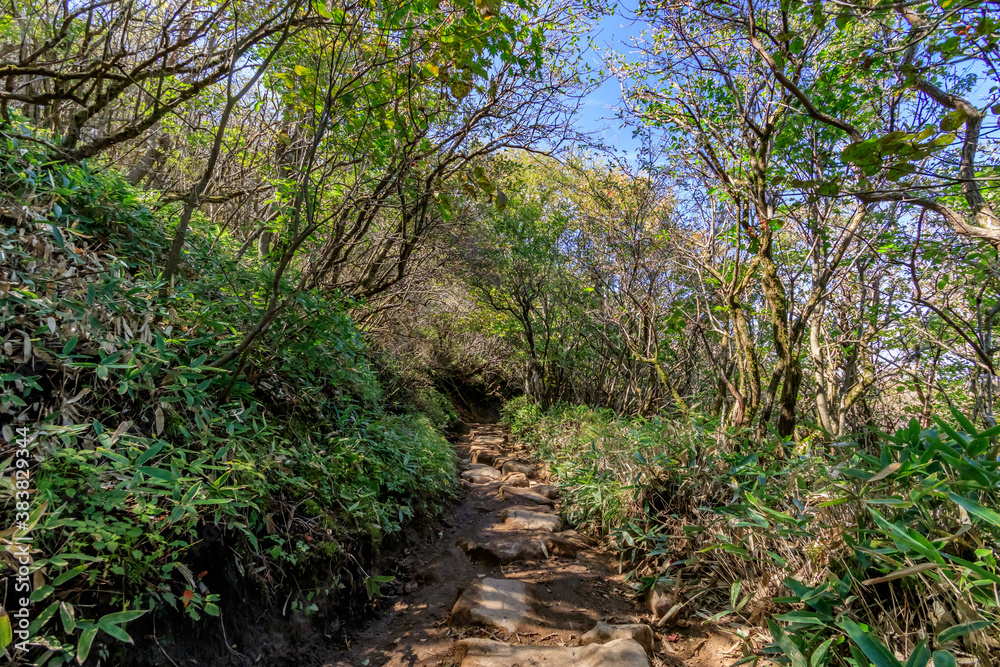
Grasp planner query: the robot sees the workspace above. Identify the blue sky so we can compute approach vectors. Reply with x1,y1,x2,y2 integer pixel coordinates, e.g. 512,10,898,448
566,4,999,164
569,5,646,160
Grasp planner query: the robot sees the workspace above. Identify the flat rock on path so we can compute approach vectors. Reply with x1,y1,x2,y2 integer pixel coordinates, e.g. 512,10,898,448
457,529,588,565
454,637,650,667
461,465,502,480
470,435,506,447
323,423,660,667
499,485,555,506
502,507,562,532
450,577,533,634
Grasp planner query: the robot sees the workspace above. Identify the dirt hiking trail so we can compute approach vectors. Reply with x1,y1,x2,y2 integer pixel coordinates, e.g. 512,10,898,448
329,423,736,667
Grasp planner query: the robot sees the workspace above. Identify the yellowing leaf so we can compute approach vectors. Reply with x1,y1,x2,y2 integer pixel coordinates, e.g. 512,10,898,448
475,0,501,18
0,612,12,650
868,461,901,483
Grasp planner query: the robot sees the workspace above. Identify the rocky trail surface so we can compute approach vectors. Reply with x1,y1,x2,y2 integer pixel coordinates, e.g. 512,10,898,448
330,424,736,667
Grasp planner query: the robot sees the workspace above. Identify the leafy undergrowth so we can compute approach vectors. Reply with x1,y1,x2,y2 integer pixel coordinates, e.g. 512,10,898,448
503,396,1000,667
0,131,457,664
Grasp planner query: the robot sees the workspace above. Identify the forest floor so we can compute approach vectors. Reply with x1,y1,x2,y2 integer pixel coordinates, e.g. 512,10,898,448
325,423,738,667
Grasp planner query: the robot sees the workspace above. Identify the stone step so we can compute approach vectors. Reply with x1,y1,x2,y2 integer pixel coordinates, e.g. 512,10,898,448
450,577,533,634
581,621,655,656
472,434,507,447
501,507,563,531
500,459,537,477
500,485,555,506
454,637,650,667
531,483,560,499
461,466,503,483
470,448,501,465
457,529,588,564
500,471,530,487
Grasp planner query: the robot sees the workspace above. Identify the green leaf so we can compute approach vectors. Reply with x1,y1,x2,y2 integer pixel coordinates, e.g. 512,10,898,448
937,620,993,644
767,619,808,667
29,584,54,602
139,466,176,483
62,335,79,355
947,493,1000,527
842,140,877,164
932,651,956,667
60,602,76,634
97,619,134,644
182,482,202,504
50,223,65,248
811,638,834,667
437,194,453,223
886,162,916,181
776,611,832,626
136,441,165,466
904,639,930,667
78,624,99,664
931,133,956,147
450,79,472,100
53,564,88,586
26,601,58,637
940,111,965,132
868,508,944,564
841,618,902,667
96,447,130,465
169,504,187,523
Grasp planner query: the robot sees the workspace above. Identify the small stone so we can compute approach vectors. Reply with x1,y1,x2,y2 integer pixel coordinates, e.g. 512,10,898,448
648,579,675,619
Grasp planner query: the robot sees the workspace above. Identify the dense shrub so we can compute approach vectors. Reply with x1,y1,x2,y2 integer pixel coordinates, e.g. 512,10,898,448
507,402,1000,667
0,130,456,664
